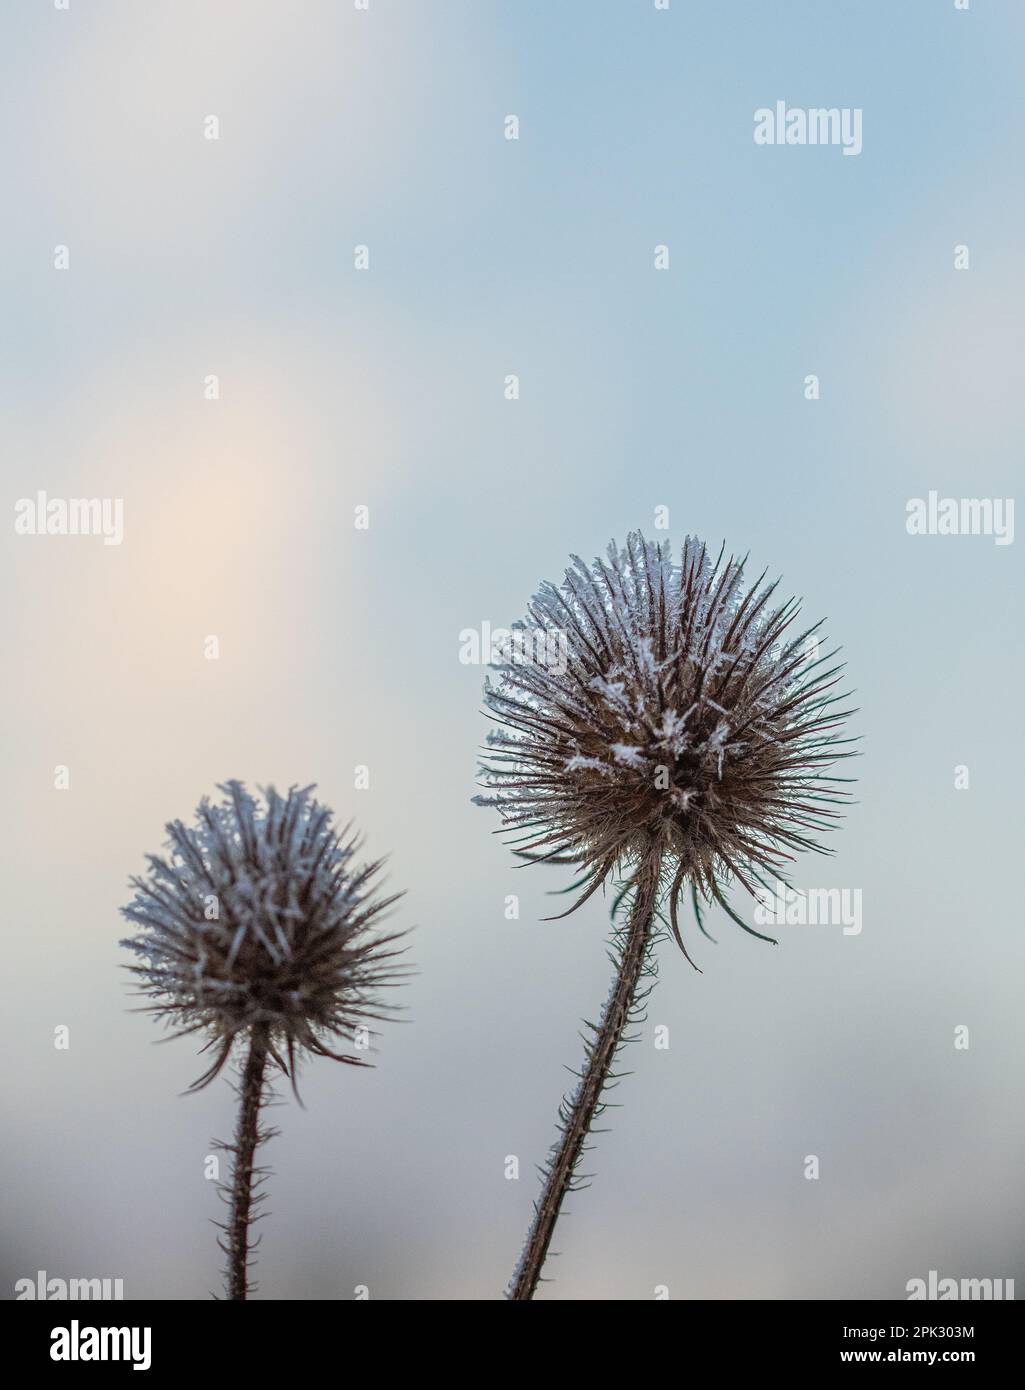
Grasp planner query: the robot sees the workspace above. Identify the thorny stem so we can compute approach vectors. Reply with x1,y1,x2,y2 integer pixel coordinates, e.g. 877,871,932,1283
226,1028,270,1301
509,856,661,1300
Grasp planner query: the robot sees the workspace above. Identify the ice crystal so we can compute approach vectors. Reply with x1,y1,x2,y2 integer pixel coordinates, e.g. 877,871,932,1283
121,781,407,1088
477,532,856,960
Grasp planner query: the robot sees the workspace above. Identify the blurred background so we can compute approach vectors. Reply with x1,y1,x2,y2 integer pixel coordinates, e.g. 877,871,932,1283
2,0,1023,1299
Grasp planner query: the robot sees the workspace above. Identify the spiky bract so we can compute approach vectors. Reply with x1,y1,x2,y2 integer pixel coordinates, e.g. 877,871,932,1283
476,532,855,957
121,781,406,1087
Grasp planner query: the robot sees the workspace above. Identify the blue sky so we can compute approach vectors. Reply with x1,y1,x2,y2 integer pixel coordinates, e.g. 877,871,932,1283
3,1,1023,1299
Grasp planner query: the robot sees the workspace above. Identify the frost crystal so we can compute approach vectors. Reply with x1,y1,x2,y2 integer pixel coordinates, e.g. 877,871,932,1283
476,532,855,955
121,781,407,1088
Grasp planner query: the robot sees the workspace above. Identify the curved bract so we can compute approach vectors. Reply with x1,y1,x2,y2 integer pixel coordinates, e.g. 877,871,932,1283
476,532,857,959
121,781,407,1088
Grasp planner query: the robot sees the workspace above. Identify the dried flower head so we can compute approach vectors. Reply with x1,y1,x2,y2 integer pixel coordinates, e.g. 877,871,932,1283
121,781,407,1089
476,532,855,960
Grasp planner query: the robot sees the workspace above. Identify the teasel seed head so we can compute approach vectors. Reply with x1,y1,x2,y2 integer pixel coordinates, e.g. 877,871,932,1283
475,532,856,962
121,781,408,1089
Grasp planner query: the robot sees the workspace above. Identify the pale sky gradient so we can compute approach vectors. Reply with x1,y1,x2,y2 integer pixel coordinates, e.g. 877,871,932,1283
2,1,1023,1300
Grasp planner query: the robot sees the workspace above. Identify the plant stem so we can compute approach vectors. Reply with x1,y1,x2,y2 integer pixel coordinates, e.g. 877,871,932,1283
226,1028,269,1301
509,857,661,1300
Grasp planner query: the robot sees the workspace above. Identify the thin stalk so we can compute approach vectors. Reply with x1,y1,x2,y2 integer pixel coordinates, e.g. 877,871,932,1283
226,1027,270,1300
509,857,661,1300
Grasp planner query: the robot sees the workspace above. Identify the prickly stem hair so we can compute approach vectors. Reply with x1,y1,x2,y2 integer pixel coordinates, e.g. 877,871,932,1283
121,782,410,1299
477,533,856,1297
509,856,660,1299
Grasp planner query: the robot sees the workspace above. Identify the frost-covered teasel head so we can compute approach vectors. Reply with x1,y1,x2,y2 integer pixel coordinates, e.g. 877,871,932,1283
121,782,407,1088
475,533,855,959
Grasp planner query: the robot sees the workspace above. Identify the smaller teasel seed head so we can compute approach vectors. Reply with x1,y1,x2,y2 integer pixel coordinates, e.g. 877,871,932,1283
121,781,408,1089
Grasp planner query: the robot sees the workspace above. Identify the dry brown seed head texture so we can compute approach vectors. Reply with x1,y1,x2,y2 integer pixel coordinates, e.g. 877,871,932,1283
476,533,856,960
121,781,408,1088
